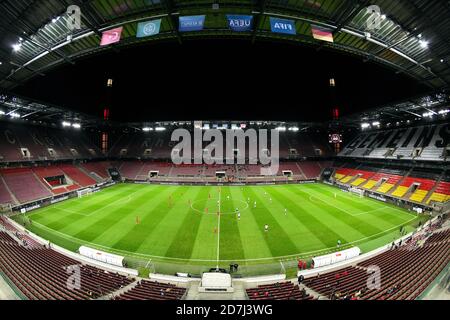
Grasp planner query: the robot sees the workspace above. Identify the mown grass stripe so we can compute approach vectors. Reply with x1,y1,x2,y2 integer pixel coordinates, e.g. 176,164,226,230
290,185,385,237
243,187,299,257
165,187,213,260
218,187,246,261
110,186,178,252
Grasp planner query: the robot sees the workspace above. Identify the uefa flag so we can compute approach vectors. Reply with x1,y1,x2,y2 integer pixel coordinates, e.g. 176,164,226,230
226,15,253,32
100,27,123,46
137,19,161,38
311,25,334,43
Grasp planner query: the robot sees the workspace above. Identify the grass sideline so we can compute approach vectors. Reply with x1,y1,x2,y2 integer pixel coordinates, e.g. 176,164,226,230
13,183,426,276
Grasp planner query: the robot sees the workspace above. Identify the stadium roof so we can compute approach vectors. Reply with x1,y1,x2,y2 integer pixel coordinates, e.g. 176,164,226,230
0,91,103,128
1,89,448,131
336,90,450,128
0,0,449,90
0,90,324,130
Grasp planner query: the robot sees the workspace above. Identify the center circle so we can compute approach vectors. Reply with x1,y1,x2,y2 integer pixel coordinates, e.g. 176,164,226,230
190,198,249,215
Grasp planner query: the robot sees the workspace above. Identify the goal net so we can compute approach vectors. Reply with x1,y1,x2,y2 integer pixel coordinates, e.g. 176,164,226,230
77,188,93,198
349,187,364,198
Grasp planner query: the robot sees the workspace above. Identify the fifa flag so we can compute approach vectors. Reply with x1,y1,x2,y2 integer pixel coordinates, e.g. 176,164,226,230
227,15,253,32
311,25,334,43
137,19,161,38
100,27,123,46
270,17,296,35
179,15,206,32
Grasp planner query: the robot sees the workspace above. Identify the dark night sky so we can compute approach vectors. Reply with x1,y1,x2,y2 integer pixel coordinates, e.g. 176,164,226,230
13,39,429,122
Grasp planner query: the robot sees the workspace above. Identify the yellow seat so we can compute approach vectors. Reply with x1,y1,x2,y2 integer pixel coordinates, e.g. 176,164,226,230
377,183,394,194
409,189,428,203
351,178,366,186
392,186,409,197
427,193,450,204
362,180,377,190
335,173,344,180
340,176,354,183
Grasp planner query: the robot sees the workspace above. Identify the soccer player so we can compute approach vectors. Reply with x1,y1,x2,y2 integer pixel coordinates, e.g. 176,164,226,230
237,212,241,220
337,239,341,248
264,224,269,232
284,208,288,216
254,201,257,208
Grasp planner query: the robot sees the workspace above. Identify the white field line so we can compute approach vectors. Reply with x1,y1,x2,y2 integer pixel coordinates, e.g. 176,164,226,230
308,195,397,218
216,188,221,268
29,215,418,263
28,187,146,218
24,183,419,263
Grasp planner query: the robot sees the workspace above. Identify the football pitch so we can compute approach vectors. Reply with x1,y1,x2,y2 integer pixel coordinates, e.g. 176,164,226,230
16,183,424,275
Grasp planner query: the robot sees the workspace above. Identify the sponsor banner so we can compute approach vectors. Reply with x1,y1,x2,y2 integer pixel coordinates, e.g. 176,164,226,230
368,193,387,202
137,19,161,37
134,181,150,184
296,180,316,184
23,204,41,213
51,196,69,204
226,15,253,32
104,182,116,187
100,27,123,46
270,17,296,35
179,15,206,32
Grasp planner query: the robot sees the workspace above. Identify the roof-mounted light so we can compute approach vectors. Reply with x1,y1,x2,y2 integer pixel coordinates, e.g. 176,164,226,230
12,43,22,52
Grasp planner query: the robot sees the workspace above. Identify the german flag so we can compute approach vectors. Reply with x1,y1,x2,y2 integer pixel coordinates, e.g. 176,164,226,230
311,25,334,43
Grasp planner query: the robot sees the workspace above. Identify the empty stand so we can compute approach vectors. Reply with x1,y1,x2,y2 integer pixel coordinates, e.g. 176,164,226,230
247,282,313,300
1,168,52,203
58,165,96,187
303,229,450,300
0,237,133,300
115,280,185,300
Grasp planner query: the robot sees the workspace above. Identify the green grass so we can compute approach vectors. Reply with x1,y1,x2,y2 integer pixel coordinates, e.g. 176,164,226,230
13,183,426,276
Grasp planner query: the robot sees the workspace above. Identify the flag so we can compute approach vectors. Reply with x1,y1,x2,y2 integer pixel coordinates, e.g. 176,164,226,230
179,15,205,32
269,17,296,35
226,15,253,32
100,27,123,46
137,19,161,38
311,25,334,43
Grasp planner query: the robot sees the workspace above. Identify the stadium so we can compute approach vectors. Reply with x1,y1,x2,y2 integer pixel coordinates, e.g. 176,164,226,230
0,0,449,303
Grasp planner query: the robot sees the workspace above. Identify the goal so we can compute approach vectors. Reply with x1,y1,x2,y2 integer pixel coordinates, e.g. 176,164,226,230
77,188,93,198
349,187,364,198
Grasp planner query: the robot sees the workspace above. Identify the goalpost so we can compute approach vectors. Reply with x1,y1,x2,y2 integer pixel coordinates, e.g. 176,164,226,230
349,187,365,198
77,188,93,198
